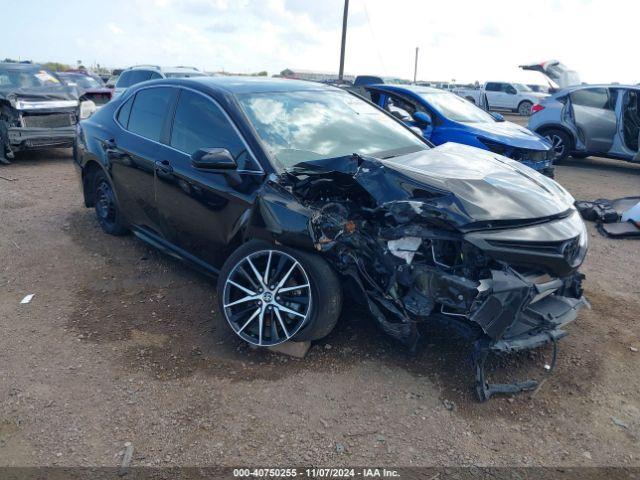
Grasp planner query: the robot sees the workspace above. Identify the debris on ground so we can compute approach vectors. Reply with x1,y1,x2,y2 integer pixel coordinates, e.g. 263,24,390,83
119,441,134,476
611,417,629,429
20,294,35,304
576,197,640,238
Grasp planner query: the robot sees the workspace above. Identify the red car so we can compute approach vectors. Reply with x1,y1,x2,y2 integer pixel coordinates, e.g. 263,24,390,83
57,71,113,107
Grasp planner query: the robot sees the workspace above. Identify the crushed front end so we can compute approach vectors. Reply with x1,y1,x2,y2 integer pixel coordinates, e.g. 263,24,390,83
284,152,588,400
5,98,78,153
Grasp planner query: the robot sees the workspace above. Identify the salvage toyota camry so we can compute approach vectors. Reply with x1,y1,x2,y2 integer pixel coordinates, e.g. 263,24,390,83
74,77,589,400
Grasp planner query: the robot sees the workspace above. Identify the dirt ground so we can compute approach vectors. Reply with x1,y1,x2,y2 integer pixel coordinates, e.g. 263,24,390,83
1,125,639,467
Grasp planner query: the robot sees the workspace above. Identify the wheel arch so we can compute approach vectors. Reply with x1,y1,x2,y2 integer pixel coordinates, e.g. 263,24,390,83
81,159,109,208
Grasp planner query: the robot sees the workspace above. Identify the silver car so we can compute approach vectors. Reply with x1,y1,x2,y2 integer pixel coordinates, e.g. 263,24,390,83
527,84,640,163
113,65,208,99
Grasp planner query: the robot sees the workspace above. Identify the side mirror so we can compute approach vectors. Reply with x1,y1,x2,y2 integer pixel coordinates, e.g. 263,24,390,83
490,112,505,122
412,111,432,127
191,148,237,170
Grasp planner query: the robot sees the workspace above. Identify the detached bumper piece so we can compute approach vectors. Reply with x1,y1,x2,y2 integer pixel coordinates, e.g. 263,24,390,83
472,280,589,401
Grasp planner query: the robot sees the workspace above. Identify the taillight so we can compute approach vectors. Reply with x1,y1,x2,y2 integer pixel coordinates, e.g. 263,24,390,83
531,104,545,114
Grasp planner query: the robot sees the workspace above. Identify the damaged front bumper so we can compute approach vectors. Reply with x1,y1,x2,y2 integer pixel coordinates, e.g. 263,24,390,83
284,153,588,401
8,125,76,149
470,274,589,401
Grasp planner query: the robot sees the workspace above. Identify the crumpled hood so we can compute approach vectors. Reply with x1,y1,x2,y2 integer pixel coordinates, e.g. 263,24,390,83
382,143,574,226
0,85,79,103
466,120,551,151
291,143,574,229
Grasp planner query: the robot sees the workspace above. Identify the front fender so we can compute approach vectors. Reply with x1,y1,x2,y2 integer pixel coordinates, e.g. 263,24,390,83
241,181,317,251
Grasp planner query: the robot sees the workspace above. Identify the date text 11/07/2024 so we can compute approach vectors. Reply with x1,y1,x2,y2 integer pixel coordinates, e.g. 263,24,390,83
232,468,401,478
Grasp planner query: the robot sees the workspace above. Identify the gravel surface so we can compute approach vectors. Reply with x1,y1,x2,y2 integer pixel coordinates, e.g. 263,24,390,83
1,140,639,467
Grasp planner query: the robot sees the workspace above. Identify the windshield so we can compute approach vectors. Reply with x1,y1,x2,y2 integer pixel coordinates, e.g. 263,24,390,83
419,91,496,123
60,74,102,89
513,83,532,92
237,89,427,168
0,66,61,89
164,71,207,78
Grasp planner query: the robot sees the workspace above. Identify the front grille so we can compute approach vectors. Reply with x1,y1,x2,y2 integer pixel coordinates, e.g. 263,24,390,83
480,138,552,162
487,239,564,254
21,113,75,128
488,237,582,264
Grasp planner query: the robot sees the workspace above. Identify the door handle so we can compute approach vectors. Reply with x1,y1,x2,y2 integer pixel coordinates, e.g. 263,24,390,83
155,160,173,174
104,138,117,150
104,138,128,159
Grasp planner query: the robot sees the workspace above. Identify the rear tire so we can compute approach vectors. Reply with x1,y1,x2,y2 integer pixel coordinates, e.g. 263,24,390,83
217,240,342,346
93,170,128,236
542,129,572,163
518,101,533,116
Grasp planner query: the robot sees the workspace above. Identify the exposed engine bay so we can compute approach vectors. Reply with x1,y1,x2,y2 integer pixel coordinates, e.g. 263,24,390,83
278,152,589,400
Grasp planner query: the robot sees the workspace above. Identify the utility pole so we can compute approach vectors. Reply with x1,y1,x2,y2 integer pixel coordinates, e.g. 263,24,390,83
338,0,349,81
413,47,419,84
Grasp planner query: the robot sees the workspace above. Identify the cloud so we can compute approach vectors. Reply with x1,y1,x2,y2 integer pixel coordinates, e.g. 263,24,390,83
107,22,124,35
1,0,638,84
479,25,501,37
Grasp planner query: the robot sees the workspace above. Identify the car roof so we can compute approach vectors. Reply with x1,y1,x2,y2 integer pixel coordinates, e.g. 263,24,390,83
555,83,640,94
367,83,447,95
148,76,333,95
124,65,202,74
0,62,44,70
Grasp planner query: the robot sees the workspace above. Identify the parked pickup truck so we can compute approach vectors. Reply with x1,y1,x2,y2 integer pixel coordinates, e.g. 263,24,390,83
455,81,549,115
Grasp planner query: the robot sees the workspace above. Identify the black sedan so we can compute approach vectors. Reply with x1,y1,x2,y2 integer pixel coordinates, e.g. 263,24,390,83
74,77,589,400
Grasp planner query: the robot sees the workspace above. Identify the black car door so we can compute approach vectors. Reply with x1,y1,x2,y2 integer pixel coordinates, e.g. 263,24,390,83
109,86,176,233
154,88,265,268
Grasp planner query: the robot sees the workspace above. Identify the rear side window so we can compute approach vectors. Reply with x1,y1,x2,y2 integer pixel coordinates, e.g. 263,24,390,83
149,71,162,80
485,82,501,92
117,96,134,128
170,90,260,171
570,88,614,110
128,70,153,86
115,70,132,88
127,87,173,142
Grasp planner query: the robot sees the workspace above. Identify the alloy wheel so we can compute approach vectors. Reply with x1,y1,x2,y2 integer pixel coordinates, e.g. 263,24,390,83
518,102,532,116
544,134,566,159
222,250,312,346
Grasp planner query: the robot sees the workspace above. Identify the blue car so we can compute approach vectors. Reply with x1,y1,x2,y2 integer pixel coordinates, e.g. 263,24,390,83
363,84,555,177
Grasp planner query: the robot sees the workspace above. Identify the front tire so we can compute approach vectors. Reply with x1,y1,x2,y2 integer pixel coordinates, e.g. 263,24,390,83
93,170,128,236
217,240,342,346
542,129,572,163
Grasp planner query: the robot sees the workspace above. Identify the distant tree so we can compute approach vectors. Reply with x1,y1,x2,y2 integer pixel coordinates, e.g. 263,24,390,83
42,62,71,72
255,71,268,76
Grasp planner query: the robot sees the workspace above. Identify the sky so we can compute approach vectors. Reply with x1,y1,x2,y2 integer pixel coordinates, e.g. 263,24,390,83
2,0,638,85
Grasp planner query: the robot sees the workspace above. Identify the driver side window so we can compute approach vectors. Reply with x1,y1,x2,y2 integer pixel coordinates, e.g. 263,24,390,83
170,90,261,172
384,94,426,122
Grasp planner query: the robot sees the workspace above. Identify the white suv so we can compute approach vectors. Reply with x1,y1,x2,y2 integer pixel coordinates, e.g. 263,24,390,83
113,65,207,98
